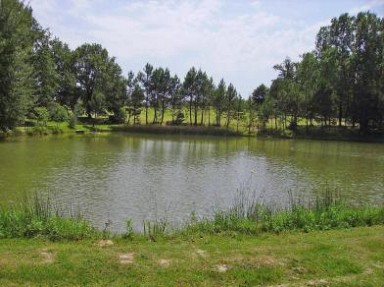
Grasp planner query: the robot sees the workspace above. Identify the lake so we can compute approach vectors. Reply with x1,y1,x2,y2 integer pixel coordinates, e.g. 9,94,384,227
1,133,383,232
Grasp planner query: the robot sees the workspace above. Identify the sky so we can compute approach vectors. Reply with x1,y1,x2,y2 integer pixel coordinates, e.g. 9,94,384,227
30,0,384,97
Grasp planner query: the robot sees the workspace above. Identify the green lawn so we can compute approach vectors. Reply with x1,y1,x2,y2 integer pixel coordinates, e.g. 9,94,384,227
0,226,383,286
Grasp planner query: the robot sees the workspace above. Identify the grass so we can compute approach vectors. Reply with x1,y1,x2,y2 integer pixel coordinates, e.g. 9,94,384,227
0,226,382,286
111,124,241,136
1,190,383,241
0,191,383,285
182,189,384,236
0,193,97,241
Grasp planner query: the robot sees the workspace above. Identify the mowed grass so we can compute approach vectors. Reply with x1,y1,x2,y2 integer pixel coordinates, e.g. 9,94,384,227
0,226,383,286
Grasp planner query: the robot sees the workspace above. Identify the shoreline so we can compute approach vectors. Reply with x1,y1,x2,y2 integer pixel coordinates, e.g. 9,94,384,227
2,123,384,143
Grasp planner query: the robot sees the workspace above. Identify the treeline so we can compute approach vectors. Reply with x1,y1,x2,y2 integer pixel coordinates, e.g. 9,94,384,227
0,0,383,135
0,0,243,133
258,12,384,134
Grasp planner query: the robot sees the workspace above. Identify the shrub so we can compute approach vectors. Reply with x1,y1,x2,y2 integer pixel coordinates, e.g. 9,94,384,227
109,108,127,124
68,113,77,129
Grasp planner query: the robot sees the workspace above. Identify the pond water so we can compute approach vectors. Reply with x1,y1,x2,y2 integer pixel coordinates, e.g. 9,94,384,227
0,133,383,232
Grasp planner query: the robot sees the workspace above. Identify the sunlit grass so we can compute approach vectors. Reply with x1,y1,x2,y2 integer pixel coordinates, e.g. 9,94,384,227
0,226,383,286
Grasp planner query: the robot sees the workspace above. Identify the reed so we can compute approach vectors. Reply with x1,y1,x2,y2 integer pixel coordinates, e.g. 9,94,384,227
0,193,97,241
183,187,384,235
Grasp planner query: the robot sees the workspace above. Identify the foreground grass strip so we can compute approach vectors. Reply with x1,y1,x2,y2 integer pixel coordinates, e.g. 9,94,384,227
0,226,383,286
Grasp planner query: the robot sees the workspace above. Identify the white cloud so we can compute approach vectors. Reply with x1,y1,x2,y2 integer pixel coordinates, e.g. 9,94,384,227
28,0,384,96
349,0,384,14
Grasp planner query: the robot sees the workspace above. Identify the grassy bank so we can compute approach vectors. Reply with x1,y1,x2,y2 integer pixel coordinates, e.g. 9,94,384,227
2,120,241,138
2,113,384,142
257,126,384,142
0,226,383,286
0,192,383,285
111,124,241,136
1,191,383,241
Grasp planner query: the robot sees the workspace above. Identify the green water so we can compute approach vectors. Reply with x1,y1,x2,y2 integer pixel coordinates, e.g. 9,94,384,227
0,133,383,232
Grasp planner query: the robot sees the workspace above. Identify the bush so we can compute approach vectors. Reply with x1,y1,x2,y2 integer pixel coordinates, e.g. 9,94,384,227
68,113,77,129
34,107,50,127
109,108,127,124
50,104,69,125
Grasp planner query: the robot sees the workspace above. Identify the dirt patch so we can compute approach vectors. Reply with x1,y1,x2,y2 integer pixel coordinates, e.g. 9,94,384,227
196,249,207,258
119,252,135,264
40,249,55,264
253,255,283,267
216,264,229,273
225,254,284,268
159,259,171,267
306,279,329,286
97,240,114,248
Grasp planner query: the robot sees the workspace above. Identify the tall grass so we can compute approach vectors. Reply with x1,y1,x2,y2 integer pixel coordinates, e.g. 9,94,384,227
0,193,98,241
143,219,168,241
183,188,384,235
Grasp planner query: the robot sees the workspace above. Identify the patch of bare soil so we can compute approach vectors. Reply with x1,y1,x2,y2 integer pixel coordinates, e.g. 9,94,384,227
159,259,171,267
40,249,55,264
216,264,229,273
196,249,207,258
119,252,135,264
228,254,285,268
97,240,114,248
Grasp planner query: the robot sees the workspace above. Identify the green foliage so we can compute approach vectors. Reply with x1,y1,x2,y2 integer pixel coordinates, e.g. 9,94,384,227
225,83,238,128
32,30,60,106
49,104,69,124
67,113,77,129
33,106,49,129
73,43,125,119
122,219,134,239
0,194,97,241
0,0,36,132
109,107,127,124
183,189,384,236
212,79,226,126
143,219,167,241
260,12,384,134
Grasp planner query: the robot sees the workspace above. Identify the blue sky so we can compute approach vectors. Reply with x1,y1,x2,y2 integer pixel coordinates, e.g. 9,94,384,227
30,0,384,97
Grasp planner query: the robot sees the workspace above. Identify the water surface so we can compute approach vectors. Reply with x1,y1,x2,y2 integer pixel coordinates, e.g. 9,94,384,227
1,133,383,232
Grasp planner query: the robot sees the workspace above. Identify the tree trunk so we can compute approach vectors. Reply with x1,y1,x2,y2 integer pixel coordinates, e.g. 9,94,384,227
200,107,204,126
216,109,221,126
194,103,198,126
160,102,165,125
338,101,343,127
208,107,211,126
226,111,230,128
153,107,157,124
189,97,193,126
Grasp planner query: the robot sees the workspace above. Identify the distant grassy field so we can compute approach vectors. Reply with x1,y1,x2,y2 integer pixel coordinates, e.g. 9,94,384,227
0,226,383,286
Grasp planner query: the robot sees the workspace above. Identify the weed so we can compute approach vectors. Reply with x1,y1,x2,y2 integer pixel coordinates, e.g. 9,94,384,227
143,219,168,241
